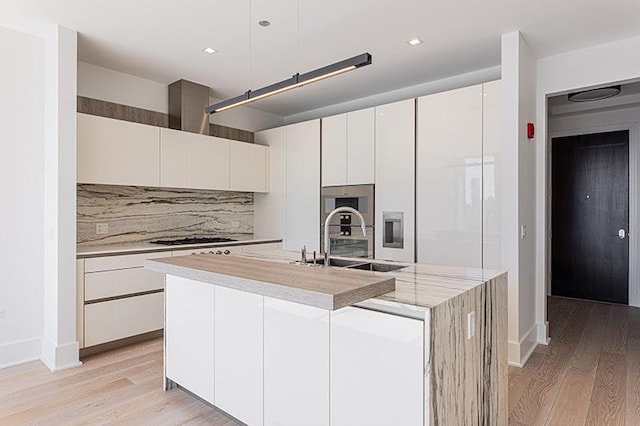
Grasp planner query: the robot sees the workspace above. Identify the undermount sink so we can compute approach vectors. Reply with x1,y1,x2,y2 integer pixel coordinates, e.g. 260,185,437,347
294,257,407,272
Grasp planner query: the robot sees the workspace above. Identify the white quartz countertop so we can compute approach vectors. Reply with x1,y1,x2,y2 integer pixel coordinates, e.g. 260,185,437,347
76,235,282,258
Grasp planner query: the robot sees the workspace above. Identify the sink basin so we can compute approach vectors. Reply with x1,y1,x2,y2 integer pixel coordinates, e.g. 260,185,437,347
298,257,407,272
347,262,407,272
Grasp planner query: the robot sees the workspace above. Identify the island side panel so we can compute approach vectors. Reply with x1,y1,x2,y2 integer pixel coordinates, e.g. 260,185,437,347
429,273,508,425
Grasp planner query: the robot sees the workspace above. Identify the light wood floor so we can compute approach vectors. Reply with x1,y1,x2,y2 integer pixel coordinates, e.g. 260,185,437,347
509,296,640,426
1,296,637,425
0,338,240,425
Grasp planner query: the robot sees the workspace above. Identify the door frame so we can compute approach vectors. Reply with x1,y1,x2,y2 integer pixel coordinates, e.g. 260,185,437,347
547,122,639,307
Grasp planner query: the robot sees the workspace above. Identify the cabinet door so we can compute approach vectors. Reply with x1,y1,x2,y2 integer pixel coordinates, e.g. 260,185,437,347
375,99,415,262
77,113,160,187
84,292,164,347
322,114,347,186
285,119,321,252
160,128,230,190
215,286,263,426
165,276,215,404
330,307,424,426
347,108,375,185
417,85,483,267
230,142,268,192
264,297,329,426
482,80,502,270
254,127,287,238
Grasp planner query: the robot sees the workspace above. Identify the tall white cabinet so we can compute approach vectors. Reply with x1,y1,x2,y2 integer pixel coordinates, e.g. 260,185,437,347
375,99,416,262
255,120,321,252
322,108,375,186
416,81,502,268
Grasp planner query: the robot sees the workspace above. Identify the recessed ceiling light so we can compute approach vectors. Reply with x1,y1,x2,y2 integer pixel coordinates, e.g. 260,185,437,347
407,38,423,46
258,20,271,27
202,47,217,55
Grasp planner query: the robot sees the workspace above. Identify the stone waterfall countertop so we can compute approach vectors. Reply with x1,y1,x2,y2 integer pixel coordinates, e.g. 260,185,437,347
147,245,506,311
146,253,396,310
76,235,282,258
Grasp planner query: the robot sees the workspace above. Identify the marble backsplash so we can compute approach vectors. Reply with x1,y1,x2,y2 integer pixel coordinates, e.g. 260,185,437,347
77,184,253,246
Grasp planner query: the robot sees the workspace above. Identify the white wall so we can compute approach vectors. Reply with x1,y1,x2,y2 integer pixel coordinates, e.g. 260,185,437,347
0,26,45,368
549,106,640,308
501,32,538,367
283,66,501,125
536,35,640,343
77,61,284,132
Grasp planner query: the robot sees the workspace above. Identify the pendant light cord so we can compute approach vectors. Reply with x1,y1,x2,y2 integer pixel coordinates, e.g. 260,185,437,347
248,0,253,90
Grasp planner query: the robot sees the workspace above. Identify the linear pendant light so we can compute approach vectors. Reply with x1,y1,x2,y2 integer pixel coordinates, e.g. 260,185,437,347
205,52,372,114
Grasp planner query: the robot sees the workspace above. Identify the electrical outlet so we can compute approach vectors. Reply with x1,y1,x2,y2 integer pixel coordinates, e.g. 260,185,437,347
520,225,527,240
467,311,475,339
0,309,5,320
96,223,109,235
231,221,240,229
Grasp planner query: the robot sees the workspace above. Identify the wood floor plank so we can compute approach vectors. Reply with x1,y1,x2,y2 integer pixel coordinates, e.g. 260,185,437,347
545,366,594,426
603,304,629,356
570,302,609,374
627,337,640,426
508,351,545,413
585,351,627,426
509,301,592,425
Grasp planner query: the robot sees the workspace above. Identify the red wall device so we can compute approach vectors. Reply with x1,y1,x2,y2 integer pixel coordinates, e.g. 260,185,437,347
527,122,535,139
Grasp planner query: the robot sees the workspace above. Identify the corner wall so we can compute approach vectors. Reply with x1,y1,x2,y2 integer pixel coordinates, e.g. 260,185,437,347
501,32,538,367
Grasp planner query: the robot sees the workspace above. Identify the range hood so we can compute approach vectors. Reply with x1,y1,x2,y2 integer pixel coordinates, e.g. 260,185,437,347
168,79,211,135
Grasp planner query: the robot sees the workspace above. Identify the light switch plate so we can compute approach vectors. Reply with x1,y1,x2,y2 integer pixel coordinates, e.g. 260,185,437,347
96,223,109,235
467,311,475,339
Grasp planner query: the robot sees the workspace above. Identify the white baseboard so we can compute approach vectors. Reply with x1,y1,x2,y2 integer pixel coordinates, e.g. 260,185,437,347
508,323,539,367
41,337,81,372
0,337,42,370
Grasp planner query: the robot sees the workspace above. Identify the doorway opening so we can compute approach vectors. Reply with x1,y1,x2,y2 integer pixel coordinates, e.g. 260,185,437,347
551,130,629,304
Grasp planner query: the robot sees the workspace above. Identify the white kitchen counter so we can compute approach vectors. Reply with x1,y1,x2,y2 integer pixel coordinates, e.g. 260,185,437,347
76,235,282,258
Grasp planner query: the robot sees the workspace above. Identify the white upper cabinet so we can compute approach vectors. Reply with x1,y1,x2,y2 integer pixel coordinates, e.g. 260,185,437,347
229,142,268,193
416,84,483,267
322,114,348,186
160,128,230,191
285,119,321,252
321,108,375,187
375,99,415,262
77,113,160,187
346,108,375,185
254,127,287,239
482,80,502,270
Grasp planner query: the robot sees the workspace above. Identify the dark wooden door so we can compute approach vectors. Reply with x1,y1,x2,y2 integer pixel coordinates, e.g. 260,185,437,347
551,130,629,304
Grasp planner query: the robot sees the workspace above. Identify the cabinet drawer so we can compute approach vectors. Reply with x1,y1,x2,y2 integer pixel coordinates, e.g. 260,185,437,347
85,268,164,301
84,292,164,347
85,252,169,272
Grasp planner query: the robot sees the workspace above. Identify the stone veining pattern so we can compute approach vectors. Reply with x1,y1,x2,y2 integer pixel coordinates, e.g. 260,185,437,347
77,184,253,245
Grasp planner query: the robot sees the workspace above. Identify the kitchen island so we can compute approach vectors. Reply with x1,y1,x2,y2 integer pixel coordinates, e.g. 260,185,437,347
146,248,507,426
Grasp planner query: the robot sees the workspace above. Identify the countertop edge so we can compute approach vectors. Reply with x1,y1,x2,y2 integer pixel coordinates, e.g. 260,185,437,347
77,238,282,259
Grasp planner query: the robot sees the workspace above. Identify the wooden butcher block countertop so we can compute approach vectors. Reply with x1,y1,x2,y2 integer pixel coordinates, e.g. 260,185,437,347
146,254,396,310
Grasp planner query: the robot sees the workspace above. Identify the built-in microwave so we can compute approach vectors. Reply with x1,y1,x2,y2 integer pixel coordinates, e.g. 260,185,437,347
321,184,374,258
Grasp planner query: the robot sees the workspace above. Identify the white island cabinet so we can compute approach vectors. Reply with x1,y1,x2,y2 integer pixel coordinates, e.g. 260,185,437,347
165,276,215,404
331,306,425,426
161,276,425,426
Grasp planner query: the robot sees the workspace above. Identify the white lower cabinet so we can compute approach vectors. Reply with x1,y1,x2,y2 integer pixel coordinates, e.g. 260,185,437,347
84,292,164,347
214,286,264,426
330,306,424,426
165,276,215,404
264,297,329,426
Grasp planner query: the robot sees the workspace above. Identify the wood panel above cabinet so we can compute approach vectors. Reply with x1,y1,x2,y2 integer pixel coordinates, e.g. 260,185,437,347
77,113,268,193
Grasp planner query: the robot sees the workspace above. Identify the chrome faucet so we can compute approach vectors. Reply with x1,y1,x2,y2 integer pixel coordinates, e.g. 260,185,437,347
323,207,367,267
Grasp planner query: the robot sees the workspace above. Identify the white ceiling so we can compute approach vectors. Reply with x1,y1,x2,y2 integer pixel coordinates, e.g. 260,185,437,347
3,0,640,117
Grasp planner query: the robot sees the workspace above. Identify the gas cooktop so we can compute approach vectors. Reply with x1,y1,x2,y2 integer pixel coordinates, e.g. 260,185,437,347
150,237,237,246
